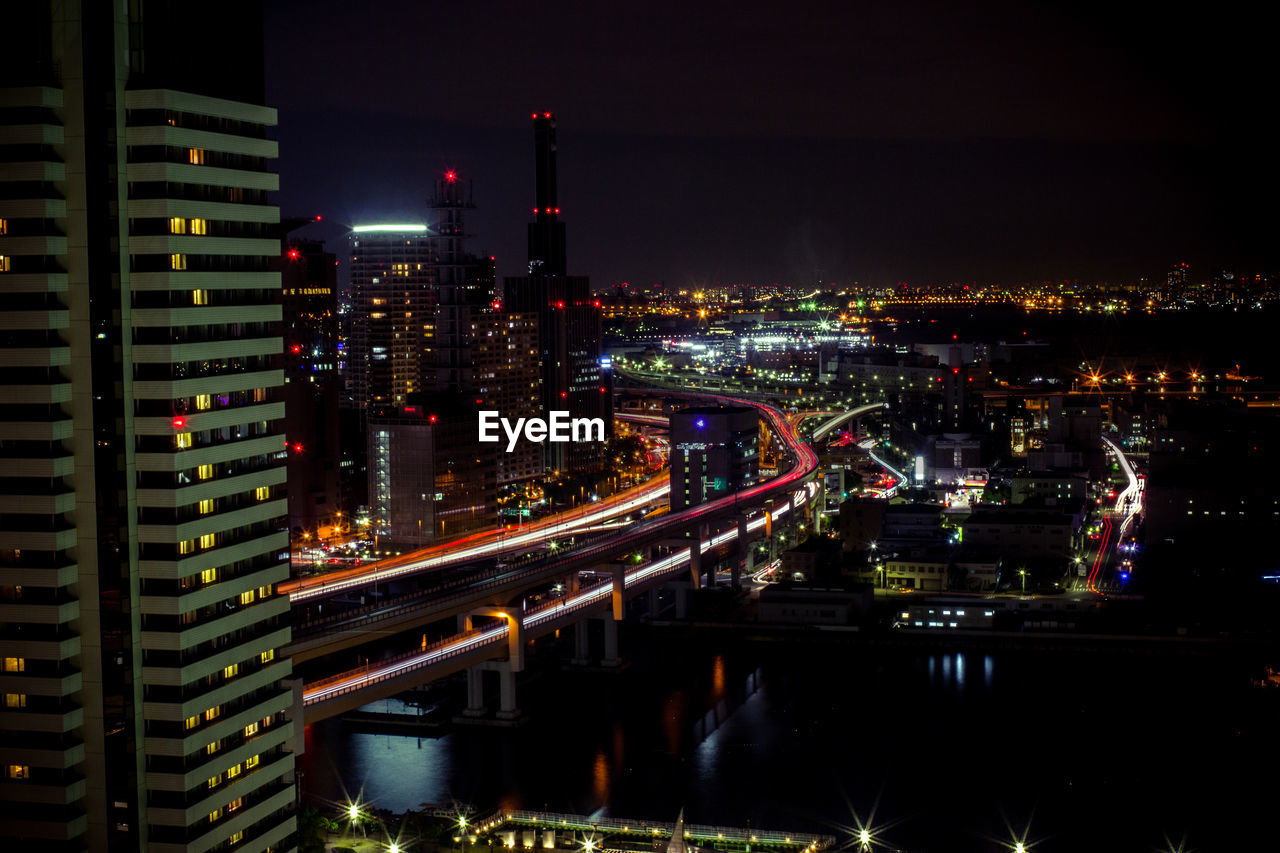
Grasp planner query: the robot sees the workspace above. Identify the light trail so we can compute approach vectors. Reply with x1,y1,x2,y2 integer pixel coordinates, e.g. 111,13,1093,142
302,392,820,706
303,484,817,706
285,478,669,603
1087,436,1143,593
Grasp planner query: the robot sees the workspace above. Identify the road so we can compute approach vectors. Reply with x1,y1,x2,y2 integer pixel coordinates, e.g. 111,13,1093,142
301,391,820,709
1083,436,1144,594
284,474,670,603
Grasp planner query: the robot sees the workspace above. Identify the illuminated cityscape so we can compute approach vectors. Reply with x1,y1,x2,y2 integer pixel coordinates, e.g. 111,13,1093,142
1,3,1275,853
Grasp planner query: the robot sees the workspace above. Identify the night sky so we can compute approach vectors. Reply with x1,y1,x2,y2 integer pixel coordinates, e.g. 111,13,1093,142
264,1,1276,289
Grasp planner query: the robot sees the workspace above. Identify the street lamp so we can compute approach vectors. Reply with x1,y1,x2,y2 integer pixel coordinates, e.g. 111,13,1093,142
1018,568,1027,594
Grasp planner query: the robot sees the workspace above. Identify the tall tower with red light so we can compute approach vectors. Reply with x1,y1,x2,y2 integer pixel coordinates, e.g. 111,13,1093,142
504,112,612,475
528,112,568,276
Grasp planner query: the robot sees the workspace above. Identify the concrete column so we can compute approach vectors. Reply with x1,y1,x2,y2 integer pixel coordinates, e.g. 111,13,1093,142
463,665,486,716
675,583,690,619
689,541,703,590
496,662,519,720
571,620,591,665
502,608,524,672
611,563,626,620
456,613,473,633
565,572,580,594
648,587,660,615
601,614,621,667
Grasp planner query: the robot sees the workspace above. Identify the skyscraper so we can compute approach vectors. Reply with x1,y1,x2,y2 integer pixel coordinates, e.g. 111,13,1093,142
280,222,340,540
345,225,434,412
1,4,296,851
504,113,611,475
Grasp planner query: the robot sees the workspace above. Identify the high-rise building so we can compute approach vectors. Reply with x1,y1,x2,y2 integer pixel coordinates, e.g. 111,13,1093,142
503,113,611,476
367,404,497,548
345,225,435,412
472,308,542,488
669,406,760,511
280,222,340,539
0,4,297,851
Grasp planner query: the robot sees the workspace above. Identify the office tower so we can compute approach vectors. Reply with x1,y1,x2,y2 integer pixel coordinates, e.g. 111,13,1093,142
430,171,476,393
669,406,760,511
345,225,435,412
280,222,340,539
503,113,611,476
472,308,542,489
0,4,297,852
367,405,497,548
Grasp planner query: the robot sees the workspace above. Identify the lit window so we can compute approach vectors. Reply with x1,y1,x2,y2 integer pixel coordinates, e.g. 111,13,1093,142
229,830,244,846
259,648,274,664
169,217,187,235
196,394,212,410
200,567,217,584
205,740,221,756
184,715,200,730
199,533,216,549
207,775,221,790
244,754,259,770
227,797,243,813
0,218,6,234
4,693,26,709
179,539,196,555
254,486,270,501
243,721,259,738
7,764,30,780
199,499,214,515
208,808,223,823
252,387,267,403
204,706,221,722
222,664,238,680
0,255,10,273
189,148,205,165
257,585,271,599
170,253,187,270
197,464,214,480
3,657,24,673
226,764,241,780
239,590,255,606
192,288,209,305
176,432,192,449
190,218,208,235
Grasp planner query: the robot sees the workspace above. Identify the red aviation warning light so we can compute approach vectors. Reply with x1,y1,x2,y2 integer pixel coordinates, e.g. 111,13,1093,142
172,416,186,429
445,170,457,182
287,248,300,260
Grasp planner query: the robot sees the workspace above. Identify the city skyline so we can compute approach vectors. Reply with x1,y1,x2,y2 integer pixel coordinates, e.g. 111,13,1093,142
265,1,1276,288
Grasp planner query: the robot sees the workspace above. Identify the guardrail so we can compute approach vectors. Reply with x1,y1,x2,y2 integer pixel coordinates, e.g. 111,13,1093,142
491,809,836,849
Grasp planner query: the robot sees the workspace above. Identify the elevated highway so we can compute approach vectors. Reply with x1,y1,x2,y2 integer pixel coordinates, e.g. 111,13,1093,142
296,392,821,720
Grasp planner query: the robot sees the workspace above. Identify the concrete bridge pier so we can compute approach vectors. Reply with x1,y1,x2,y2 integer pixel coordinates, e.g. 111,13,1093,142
495,661,520,721
463,665,486,717
570,620,592,666
459,659,524,724
599,613,621,667
647,586,660,616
